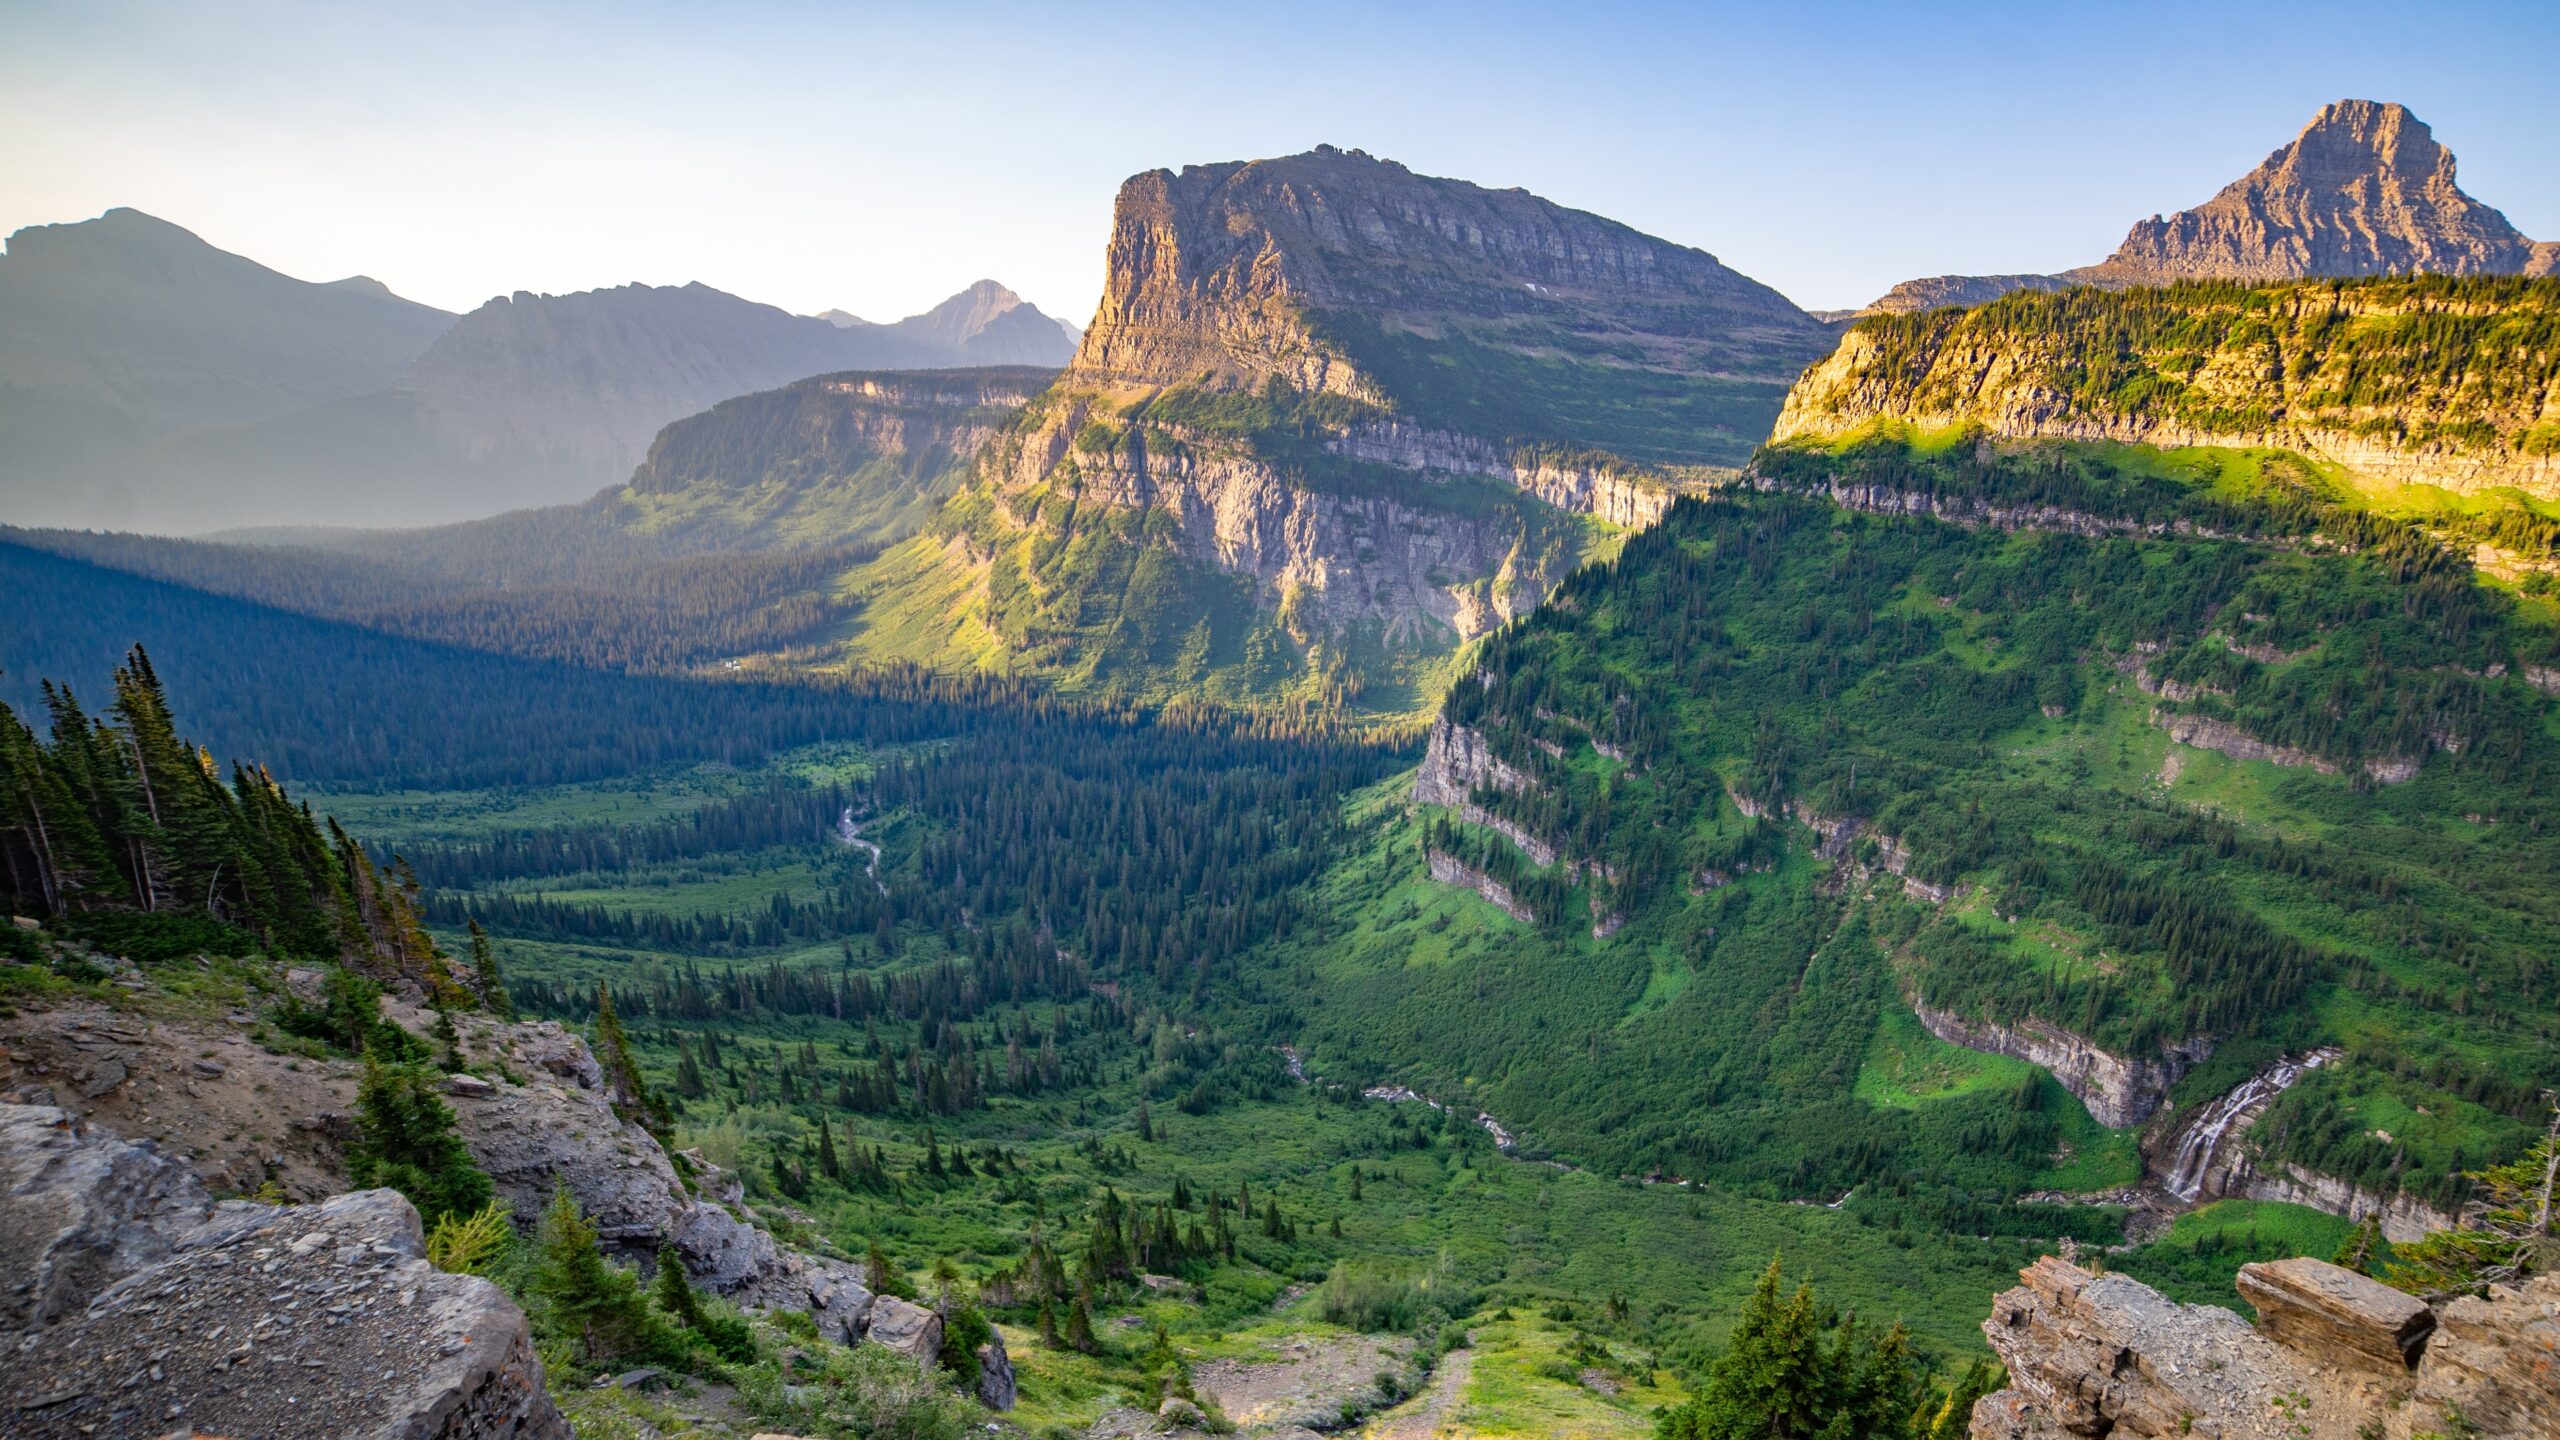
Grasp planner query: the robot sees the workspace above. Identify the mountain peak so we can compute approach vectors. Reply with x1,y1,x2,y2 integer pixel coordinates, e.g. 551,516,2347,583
2072,98,2535,284
1073,145,1822,398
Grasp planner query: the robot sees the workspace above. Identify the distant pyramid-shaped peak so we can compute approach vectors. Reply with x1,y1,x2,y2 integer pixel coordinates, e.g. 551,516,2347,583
2073,99,2535,284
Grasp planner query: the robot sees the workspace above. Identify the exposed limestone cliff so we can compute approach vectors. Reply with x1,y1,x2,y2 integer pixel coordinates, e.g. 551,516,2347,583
1413,717,1565,866
0,1104,568,1440
1912,1003,2209,1129
1775,277,2560,500
1973,1255,2558,1439
1424,849,1534,923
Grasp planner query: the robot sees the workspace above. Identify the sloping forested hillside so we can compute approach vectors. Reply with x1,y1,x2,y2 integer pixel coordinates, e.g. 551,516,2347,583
1358,431,2558,1228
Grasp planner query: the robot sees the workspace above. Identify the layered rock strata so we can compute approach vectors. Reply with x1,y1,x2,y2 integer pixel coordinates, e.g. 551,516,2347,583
1912,1004,2209,1129
1973,1254,2559,1439
0,1104,568,1440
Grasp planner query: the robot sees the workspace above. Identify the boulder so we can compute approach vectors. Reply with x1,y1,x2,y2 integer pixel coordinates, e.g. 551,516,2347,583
863,1294,943,1367
2236,1256,2433,1372
1156,1395,1209,1432
0,1143,567,1440
2409,1274,2560,1435
0,1104,221,1330
976,1330,1017,1409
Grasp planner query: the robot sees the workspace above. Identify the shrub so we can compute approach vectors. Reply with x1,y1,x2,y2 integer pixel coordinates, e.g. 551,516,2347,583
425,1199,513,1276
1315,1261,1425,1332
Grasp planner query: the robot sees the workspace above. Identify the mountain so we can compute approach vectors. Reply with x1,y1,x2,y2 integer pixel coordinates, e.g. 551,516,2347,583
1777,275,2560,501
0,204,1076,533
816,282,1080,367
137,281,1045,533
608,365,1051,554
1863,101,2552,314
0,209,456,525
833,145,1837,710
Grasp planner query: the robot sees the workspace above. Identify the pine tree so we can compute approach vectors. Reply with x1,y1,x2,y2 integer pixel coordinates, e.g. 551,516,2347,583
816,1117,842,1182
591,983,668,1135
532,1186,669,1366
347,1054,493,1227
652,1242,754,1362
468,919,514,1019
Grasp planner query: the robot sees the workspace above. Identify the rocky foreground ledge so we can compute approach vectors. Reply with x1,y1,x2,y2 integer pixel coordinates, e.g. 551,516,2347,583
1,1103,566,1439
1974,1254,2557,1439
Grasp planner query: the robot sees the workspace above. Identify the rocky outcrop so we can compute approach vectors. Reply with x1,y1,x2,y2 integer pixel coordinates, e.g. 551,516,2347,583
2070,101,2542,286
613,365,1052,551
1972,1255,2559,1439
448,1017,887,1344
1425,850,1534,924
1330,420,1676,529
0,1104,568,1439
2235,1256,2434,1372
0,994,903,1355
976,1334,1018,1409
1775,277,2560,501
1912,1003,2208,1128
863,1295,943,1366
1413,719,1562,865
997,407,1597,643
885,145,1834,697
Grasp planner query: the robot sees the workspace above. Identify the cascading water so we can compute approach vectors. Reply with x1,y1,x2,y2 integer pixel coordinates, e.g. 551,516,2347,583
2163,1049,2337,1201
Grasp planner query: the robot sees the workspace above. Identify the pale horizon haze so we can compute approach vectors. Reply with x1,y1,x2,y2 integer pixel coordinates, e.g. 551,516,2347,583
3,0,2554,324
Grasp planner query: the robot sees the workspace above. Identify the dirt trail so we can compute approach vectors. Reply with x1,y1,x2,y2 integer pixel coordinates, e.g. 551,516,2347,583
1361,1348,1473,1440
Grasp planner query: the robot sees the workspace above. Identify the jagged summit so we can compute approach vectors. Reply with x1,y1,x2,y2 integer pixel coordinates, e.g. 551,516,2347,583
1861,99,2550,314
2070,99,2539,284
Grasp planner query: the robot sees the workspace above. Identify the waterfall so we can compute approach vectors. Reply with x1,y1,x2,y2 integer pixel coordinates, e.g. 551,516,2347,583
2163,1050,2335,1202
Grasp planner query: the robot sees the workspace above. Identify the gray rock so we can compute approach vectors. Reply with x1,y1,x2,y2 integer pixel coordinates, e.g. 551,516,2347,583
0,1105,221,1330
0,1104,567,1440
976,1332,1016,1410
862,1295,942,1367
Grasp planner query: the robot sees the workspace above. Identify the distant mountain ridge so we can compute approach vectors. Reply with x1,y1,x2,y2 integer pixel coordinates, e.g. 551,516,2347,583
0,210,1077,532
0,207,457,508
1864,101,2554,315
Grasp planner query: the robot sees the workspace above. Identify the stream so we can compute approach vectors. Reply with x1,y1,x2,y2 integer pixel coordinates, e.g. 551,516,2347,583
835,807,885,893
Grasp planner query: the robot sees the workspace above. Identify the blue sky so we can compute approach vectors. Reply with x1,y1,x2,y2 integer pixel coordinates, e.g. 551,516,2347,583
3,0,2552,321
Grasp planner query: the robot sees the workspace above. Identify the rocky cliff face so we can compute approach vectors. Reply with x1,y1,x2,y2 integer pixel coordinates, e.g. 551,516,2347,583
1912,1004,2209,1129
1069,145,1823,398
1974,1255,2557,1439
2070,101,2541,286
0,1104,569,1440
1775,277,2560,500
867,146,1832,703
1855,101,2551,317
